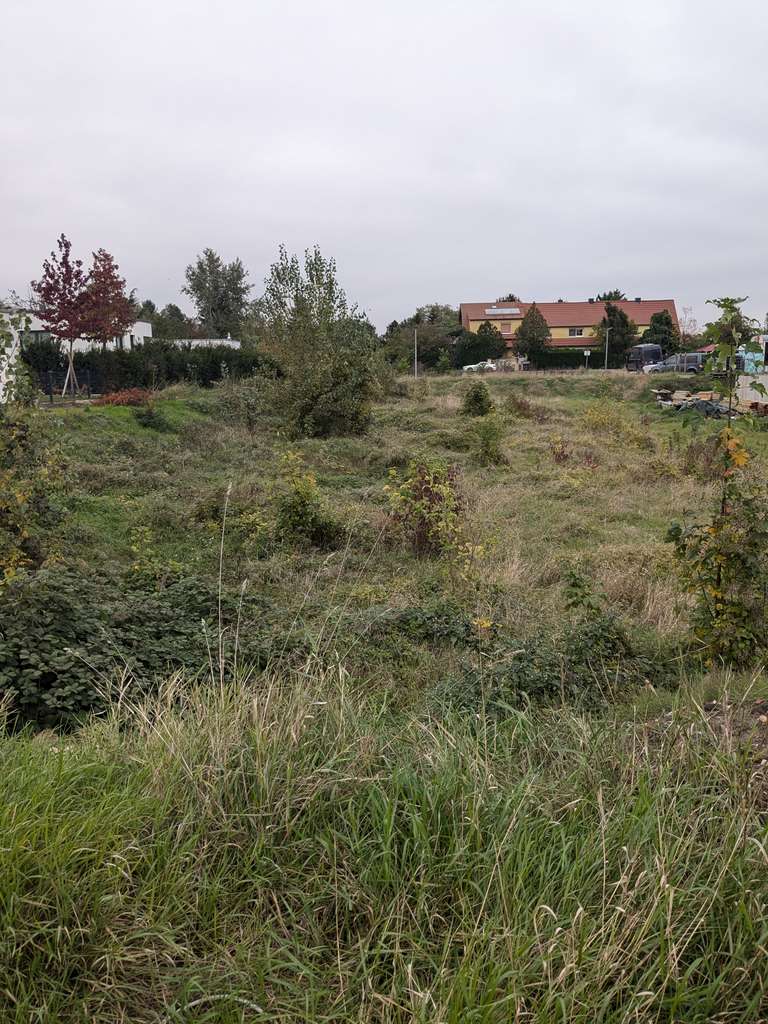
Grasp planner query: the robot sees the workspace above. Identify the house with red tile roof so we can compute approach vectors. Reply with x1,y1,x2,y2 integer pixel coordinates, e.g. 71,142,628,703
459,298,679,350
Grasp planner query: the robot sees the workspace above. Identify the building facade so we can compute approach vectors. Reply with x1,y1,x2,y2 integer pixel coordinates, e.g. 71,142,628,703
459,298,679,350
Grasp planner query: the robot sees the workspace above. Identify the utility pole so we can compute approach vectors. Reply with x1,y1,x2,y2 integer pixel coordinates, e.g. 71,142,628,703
414,328,418,379
604,325,612,371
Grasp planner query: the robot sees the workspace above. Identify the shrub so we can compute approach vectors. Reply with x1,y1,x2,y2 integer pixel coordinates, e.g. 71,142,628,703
22,340,273,394
386,458,462,555
132,403,172,431
0,566,283,727
274,453,340,548
0,404,62,582
461,380,493,417
470,414,507,466
94,388,152,407
549,435,571,463
434,574,661,714
271,342,378,438
505,393,549,422
680,432,723,481
668,466,768,666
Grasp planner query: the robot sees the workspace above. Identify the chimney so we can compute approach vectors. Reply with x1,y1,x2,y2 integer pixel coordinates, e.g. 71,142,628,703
588,297,595,304
634,297,642,302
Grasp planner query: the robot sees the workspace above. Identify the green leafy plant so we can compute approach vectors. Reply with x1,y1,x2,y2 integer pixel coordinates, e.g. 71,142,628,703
460,380,493,417
0,565,300,727
132,401,171,431
0,315,63,582
274,451,340,548
470,414,507,466
668,297,768,665
386,458,462,555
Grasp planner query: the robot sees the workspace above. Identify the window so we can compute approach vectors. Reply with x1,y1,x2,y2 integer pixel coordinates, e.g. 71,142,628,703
501,321,512,334
568,327,584,337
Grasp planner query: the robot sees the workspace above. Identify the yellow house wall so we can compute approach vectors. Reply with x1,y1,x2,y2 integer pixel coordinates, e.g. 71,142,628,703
468,319,651,341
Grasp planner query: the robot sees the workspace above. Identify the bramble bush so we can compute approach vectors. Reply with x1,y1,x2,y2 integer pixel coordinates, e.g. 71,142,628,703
0,565,304,727
434,570,661,713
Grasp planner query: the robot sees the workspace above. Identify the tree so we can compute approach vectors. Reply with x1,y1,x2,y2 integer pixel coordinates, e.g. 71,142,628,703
641,310,681,353
452,322,506,367
258,245,349,346
30,234,89,396
258,245,378,437
593,302,637,363
153,303,198,340
135,299,157,322
415,304,459,330
183,248,251,338
595,289,627,302
81,249,134,348
497,292,521,303
513,303,550,363
679,306,700,350
381,304,459,370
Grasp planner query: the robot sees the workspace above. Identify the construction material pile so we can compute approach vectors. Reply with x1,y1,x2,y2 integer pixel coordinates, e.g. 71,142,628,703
651,388,733,417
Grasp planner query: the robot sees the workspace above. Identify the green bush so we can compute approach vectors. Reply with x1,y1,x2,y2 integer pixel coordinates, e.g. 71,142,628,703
0,403,63,581
24,339,275,393
470,414,506,466
0,566,303,728
434,612,659,714
132,403,172,431
386,458,462,555
271,344,378,438
460,380,493,417
274,454,340,548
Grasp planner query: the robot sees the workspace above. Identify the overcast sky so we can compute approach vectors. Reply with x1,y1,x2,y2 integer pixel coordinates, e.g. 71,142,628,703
2,0,767,331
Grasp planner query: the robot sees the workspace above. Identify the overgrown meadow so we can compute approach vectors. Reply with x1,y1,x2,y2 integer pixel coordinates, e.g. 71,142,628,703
3,370,768,1021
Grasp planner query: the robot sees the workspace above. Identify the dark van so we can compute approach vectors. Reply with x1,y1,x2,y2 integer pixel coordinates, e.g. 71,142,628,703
626,343,663,372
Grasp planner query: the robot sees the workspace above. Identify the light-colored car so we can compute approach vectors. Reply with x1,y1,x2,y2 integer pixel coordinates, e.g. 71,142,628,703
462,359,497,373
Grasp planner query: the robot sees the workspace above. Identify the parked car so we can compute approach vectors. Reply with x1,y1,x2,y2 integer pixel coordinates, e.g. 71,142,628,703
462,359,497,372
626,343,663,372
647,352,708,374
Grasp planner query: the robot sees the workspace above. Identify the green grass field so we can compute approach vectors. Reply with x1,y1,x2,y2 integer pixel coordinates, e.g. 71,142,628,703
4,370,768,1021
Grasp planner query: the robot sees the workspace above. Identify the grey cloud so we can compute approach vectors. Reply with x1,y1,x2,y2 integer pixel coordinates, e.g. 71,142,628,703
2,0,767,329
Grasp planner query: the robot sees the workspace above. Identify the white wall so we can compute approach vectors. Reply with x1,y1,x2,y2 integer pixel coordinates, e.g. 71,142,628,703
70,320,152,352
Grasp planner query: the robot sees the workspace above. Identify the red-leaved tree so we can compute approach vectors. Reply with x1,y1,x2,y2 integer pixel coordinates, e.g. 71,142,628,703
31,237,135,396
82,249,134,347
30,234,89,394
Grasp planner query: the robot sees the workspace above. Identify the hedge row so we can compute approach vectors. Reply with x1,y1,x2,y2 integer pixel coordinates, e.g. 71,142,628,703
529,348,626,370
23,338,275,391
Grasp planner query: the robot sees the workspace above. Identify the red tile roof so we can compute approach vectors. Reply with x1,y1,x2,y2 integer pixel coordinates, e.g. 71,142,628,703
460,299,679,332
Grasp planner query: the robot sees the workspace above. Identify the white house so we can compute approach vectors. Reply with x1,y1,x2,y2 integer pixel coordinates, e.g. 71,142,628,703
21,313,153,352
